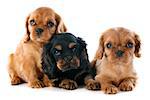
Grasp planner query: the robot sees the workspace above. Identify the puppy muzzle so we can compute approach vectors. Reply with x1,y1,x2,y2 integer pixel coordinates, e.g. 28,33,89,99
61,56,80,72
64,56,73,63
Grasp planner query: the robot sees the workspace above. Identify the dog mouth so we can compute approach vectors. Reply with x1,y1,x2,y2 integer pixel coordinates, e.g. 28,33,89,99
110,56,129,64
61,66,78,72
57,63,80,72
37,38,47,42
57,58,80,72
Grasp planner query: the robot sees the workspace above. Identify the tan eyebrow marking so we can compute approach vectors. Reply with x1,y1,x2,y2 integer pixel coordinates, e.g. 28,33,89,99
54,44,62,50
69,43,76,48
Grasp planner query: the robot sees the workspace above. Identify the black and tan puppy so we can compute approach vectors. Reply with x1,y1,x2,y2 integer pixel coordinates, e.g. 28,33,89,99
41,33,100,90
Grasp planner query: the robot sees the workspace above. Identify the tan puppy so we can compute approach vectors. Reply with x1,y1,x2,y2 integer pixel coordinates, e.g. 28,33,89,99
92,27,141,94
8,7,67,88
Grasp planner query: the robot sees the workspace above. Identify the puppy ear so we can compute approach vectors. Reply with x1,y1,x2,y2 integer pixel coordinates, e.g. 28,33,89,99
91,35,104,67
134,33,141,57
23,15,30,43
95,34,104,59
41,43,57,79
55,13,67,33
76,37,95,80
77,37,89,60
77,37,87,49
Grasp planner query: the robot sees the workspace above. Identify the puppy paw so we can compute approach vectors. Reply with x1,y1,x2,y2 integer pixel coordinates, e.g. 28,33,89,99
103,85,119,94
119,79,135,91
43,75,53,87
59,79,78,90
86,80,100,90
28,80,45,88
43,80,53,87
11,77,23,85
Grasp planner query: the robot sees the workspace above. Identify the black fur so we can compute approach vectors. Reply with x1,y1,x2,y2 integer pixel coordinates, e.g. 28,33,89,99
41,33,95,88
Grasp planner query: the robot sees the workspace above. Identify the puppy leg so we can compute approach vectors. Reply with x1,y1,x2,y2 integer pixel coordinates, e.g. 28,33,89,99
8,54,23,85
119,77,136,91
96,75,119,94
59,79,78,90
22,61,45,88
84,75,100,90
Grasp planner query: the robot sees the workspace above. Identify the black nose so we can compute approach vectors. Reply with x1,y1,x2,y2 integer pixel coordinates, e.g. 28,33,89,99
116,50,124,57
64,56,73,62
35,28,44,35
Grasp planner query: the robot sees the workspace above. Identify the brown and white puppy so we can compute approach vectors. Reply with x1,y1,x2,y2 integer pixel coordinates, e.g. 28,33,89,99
92,27,141,94
8,7,67,88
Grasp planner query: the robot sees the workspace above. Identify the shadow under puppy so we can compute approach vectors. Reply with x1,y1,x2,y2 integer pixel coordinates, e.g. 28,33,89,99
8,7,67,88
42,33,100,90
92,27,141,94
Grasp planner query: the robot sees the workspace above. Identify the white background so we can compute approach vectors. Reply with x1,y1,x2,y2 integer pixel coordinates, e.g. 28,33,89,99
0,0,149,99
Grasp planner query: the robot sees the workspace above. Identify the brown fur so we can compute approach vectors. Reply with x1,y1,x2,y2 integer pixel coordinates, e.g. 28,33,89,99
8,7,67,88
59,79,78,90
56,59,66,70
56,56,80,71
92,27,141,94
69,43,76,48
55,44,62,50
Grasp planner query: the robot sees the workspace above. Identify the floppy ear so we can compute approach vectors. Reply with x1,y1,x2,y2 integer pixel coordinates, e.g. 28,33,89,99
134,33,141,57
77,37,89,61
41,43,58,79
95,34,104,59
76,37,96,81
91,34,104,67
23,15,30,43
55,13,67,33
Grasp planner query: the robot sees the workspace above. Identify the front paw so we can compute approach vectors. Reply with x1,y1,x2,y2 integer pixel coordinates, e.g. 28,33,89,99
11,77,23,85
86,79,100,90
28,80,45,88
119,78,136,91
59,79,78,90
103,85,119,94
42,75,54,87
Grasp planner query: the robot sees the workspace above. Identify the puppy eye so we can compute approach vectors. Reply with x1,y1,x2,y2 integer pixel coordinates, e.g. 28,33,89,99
71,46,76,52
47,21,54,28
106,43,112,49
54,50,61,56
30,19,36,26
126,42,133,48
